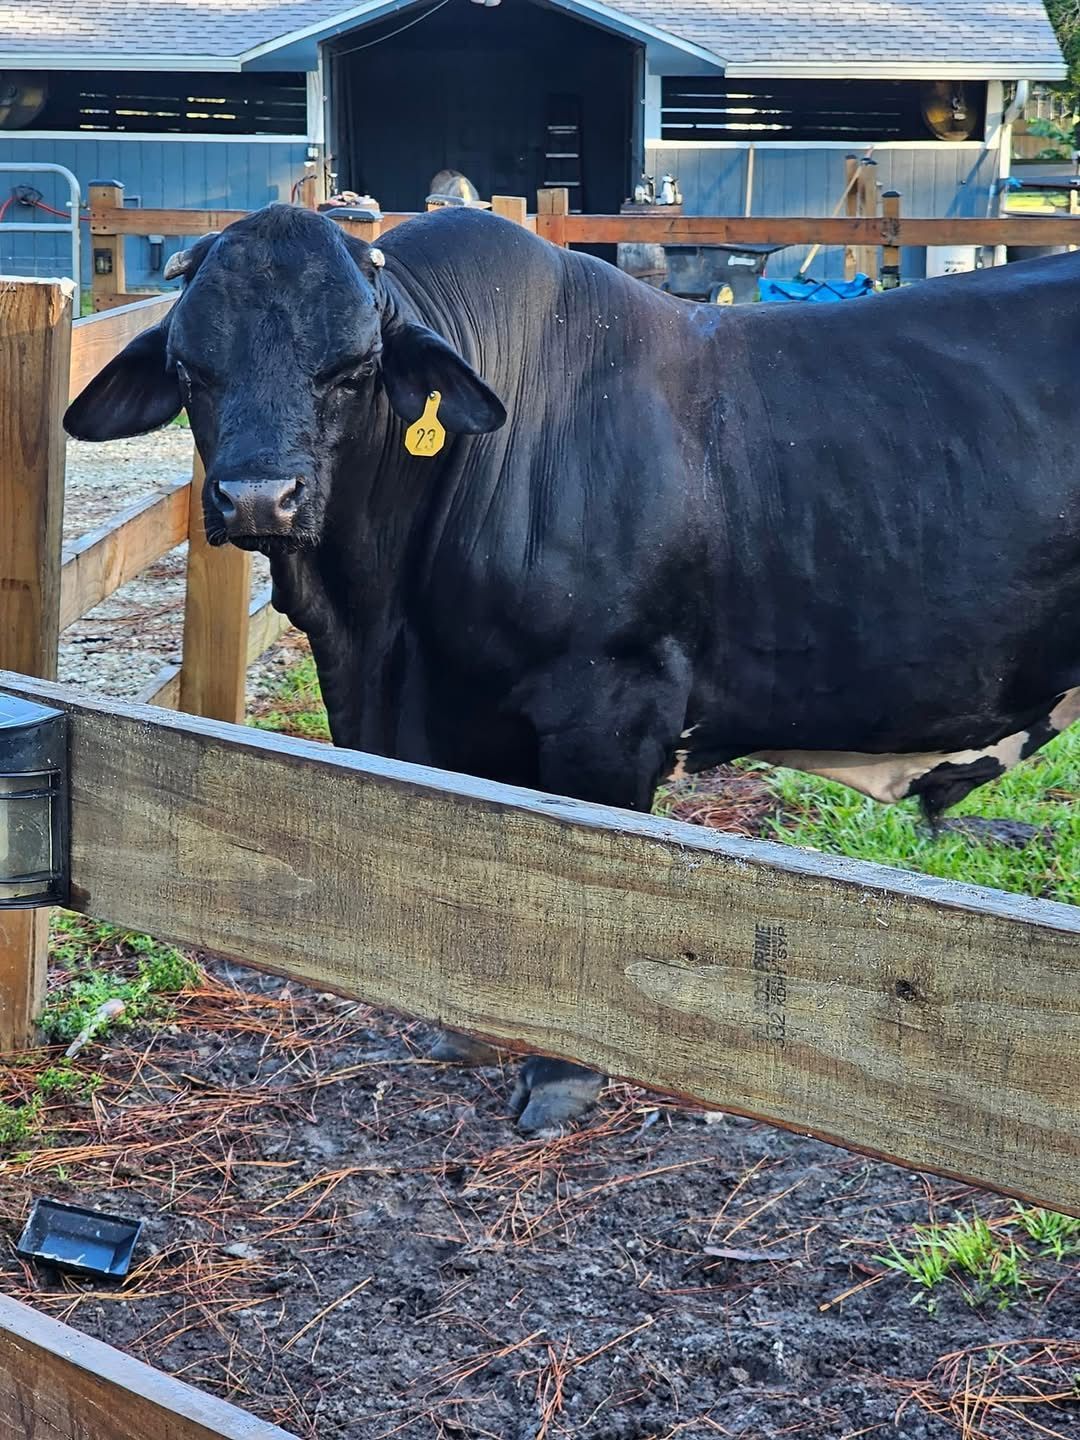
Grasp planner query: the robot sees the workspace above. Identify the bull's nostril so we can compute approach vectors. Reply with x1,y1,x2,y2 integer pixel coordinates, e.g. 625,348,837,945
277,477,305,515
212,480,237,520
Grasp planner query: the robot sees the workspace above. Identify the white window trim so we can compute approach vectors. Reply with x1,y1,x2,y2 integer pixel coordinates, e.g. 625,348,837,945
0,131,309,144
649,138,991,150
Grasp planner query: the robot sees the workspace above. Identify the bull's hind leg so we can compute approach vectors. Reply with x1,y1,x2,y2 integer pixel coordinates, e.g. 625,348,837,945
911,686,1080,829
907,755,1009,830
754,687,1080,830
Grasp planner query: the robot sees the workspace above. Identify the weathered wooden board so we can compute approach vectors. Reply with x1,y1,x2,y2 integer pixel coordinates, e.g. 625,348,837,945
90,206,422,239
0,282,68,679
0,280,71,1049
60,481,190,629
0,1293,295,1440
178,452,252,723
89,204,251,238
70,293,176,401
551,214,1080,247
3,671,1079,1215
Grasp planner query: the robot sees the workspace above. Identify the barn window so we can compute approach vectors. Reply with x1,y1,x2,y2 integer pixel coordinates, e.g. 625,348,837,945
0,71,306,135
660,79,987,143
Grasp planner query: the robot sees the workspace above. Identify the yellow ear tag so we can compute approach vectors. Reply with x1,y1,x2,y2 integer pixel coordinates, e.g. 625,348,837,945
404,390,446,458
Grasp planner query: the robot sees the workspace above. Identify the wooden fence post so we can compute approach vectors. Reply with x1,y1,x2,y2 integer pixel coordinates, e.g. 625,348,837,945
881,190,902,289
0,279,72,1050
178,449,252,724
348,214,383,244
536,188,569,246
843,156,859,281
855,159,879,281
491,195,528,227
88,181,126,312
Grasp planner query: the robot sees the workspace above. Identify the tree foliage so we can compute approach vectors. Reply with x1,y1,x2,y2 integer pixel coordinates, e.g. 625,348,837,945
1045,0,1080,103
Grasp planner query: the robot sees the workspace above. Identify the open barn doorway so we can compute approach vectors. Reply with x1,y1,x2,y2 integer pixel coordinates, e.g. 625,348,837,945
328,0,639,218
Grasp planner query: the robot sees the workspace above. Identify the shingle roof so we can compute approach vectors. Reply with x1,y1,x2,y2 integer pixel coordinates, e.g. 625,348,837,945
0,0,359,64
622,0,1068,76
0,0,1067,77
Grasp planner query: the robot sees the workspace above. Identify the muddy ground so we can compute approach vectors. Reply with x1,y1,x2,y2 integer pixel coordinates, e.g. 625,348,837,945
2,946,1078,1440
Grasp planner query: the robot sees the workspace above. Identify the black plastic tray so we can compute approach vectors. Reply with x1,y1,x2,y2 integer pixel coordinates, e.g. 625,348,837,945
15,1198,142,1280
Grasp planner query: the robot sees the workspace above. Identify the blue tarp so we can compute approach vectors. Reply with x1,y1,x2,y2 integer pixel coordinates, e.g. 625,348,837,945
757,274,875,303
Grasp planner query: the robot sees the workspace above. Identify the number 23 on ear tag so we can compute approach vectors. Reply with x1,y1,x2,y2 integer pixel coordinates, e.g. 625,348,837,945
404,391,445,457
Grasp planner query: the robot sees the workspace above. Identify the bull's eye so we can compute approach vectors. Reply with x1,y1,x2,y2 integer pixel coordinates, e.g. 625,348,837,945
174,359,209,404
315,356,377,391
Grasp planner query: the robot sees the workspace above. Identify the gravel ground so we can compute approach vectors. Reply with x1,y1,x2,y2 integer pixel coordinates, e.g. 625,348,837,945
60,430,294,703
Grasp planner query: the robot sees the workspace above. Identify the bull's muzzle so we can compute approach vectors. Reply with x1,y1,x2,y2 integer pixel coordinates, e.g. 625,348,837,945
209,474,306,539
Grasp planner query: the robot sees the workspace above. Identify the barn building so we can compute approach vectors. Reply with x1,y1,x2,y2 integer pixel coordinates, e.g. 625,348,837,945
0,0,1067,287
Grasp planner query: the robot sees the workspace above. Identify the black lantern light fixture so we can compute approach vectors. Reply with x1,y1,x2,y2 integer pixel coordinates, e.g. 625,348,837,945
0,695,69,909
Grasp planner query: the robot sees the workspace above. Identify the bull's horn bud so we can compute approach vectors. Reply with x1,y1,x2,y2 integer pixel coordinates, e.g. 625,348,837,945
163,250,190,281
369,247,386,269
163,230,221,282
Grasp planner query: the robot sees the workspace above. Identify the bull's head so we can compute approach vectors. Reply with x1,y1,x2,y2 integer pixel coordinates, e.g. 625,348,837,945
64,205,506,550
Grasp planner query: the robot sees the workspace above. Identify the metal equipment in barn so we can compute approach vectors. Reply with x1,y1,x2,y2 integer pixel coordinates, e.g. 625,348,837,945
661,242,782,303
618,177,784,305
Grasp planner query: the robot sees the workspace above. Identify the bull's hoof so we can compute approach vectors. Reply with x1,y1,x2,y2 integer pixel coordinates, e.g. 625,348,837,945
509,1057,605,1136
429,1028,502,1065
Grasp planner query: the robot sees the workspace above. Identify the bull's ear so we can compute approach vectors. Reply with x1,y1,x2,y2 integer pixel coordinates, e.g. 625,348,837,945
381,320,506,435
64,324,182,440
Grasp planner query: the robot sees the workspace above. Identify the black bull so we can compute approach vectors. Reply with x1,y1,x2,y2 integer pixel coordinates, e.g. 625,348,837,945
66,204,1080,1131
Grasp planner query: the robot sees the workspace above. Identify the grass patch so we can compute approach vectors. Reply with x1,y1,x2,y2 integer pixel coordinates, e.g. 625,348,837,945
36,1064,103,1100
250,654,330,742
42,913,200,1048
879,1206,1080,1311
0,1095,42,1148
879,1215,1024,1311
1012,1206,1080,1261
749,725,1080,905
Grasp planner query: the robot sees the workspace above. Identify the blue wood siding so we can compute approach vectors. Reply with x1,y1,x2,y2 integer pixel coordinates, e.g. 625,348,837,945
0,137,308,289
646,143,1000,280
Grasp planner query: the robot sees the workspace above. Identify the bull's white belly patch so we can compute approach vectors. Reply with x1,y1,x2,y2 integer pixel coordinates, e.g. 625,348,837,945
744,685,1080,805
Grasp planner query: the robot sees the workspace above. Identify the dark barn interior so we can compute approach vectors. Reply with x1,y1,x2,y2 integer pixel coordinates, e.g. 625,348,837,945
329,0,638,215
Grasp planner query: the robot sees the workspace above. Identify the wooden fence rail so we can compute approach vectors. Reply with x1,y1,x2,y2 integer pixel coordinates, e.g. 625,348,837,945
59,481,189,631
88,192,1080,252
544,211,1080,248
3,669,1080,1220
85,183,1080,312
